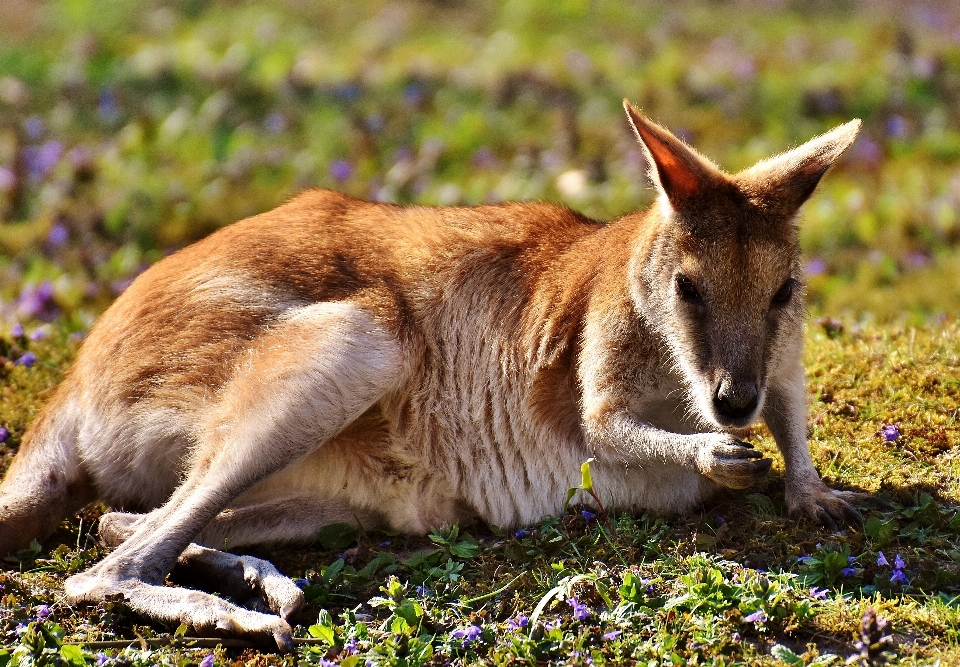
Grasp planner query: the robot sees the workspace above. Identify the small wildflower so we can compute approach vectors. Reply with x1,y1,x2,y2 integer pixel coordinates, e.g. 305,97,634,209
602,630,621,641
581,509,595,520
95,654,109,666
451,625,482,646
716,515,726,526
318,660,336,667
881,424,900,441
294,578,309,588
810,587,829,600
16,622,28,636
415,585,431,597
507,614,529,630
344,637,359,654
0,427,8,443
567,597,591,621
544,620,558,632
842,567,857,577
797,556,814,565
11,323,24,337
890,568,910,585
34,604,50,619
30,327,49,341
744,609,767,623
894,554,906,570
514,529,530,539
199,655,215,667
877,552,889,567
15,351,37,367
848,555,856,565
379,540,390,547
329,159,354,182
47,223,69,247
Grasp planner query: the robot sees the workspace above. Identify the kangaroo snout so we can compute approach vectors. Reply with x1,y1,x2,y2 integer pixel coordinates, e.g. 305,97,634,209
712,376,760,424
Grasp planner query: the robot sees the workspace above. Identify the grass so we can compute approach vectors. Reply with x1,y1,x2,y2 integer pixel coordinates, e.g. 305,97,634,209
1,320,959,665
1,0,960,665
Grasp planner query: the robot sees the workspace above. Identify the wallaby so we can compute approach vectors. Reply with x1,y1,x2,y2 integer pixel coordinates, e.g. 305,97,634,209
0,101,863,650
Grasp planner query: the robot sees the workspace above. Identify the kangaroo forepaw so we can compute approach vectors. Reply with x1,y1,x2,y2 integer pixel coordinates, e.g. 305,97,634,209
698,435,772,489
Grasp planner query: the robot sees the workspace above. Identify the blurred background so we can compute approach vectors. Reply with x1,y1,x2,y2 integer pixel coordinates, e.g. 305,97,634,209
1,0,960,332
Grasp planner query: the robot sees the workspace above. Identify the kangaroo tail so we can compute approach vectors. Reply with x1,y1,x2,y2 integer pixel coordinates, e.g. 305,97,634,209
0,389,94,553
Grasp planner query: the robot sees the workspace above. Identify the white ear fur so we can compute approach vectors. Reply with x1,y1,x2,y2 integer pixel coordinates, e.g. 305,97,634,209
736,120,861,211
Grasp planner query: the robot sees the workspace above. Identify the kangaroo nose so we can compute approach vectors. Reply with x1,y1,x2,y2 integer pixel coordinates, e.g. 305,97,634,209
713,378,759,421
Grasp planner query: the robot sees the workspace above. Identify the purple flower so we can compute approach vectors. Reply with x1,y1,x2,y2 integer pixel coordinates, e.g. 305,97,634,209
34,604,50,619
17,280,56,318
890,568,909,585
0,427,8,443
581,510,595,520
507,614,528,630
15,351,37,367
30,328,48,341
95,653,109,666
25,116,44,139
841,567,857,577
329,159,354,182
881,424,900,442
379,540,390,547
797,556,815,565
894,554,906,570
11,323,24,337
98,88,119,121
264,112,287,134
567,597,591,621
603,630,621,641
318,660,336,667
294,578,309,588
810,587,828,600
515,529,530,539
415,585,431,597
805,257,826,276
451,625,481,646
716,515,726,526
877,552,889,567
344,637,359,654
24,140,63,179
47,223,69,247
744,609,767,623
199,655,214,667
887,115,908,138
0,166,15,191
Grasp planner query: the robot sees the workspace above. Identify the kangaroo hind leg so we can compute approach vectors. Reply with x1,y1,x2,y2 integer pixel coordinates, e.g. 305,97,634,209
65,301,406,651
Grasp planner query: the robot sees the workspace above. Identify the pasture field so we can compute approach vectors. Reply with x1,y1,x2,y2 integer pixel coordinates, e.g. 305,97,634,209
1,1,959,664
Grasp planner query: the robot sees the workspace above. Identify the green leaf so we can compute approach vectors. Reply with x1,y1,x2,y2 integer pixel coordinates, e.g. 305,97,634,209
770,644,804,665
316,523,360,551
395,598,423,626
340,657,362,667
449,541,480,558
580,458,594,491
390,615,411,635
59,644,87,667
0,649,9,667
307,623,336,645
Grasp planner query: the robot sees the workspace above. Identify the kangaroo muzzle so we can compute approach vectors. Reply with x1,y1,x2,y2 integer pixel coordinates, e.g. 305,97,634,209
712,376,760,424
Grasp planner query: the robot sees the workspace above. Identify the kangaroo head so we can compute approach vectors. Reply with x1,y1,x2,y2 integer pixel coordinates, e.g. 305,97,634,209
622,101,860,429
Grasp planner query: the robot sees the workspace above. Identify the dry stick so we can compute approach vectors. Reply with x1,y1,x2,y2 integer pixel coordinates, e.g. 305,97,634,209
67,637,330,650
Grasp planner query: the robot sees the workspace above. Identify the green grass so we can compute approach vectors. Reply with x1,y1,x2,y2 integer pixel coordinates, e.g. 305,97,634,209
1,321,959,665
1,0,960,665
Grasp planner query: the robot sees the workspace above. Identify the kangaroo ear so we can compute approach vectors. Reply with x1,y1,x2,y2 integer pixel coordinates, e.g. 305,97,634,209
736,119,861,213
623,100,717,207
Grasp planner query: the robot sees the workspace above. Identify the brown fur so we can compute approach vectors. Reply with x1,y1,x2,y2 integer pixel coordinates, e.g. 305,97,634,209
0,101,863,650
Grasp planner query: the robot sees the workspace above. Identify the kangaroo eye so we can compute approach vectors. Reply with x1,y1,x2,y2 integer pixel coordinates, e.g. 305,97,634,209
771,279,795,308
675,274,704,305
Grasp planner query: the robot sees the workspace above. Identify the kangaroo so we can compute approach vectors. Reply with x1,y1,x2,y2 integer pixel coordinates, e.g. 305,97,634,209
0,101,862,650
